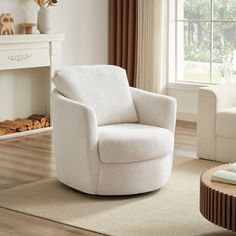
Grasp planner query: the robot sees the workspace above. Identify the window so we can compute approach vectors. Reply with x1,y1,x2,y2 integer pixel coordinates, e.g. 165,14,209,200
173,0,236,84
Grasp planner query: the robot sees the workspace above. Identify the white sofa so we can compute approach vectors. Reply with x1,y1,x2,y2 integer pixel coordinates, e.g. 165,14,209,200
197,83,236,163
52,65,177,195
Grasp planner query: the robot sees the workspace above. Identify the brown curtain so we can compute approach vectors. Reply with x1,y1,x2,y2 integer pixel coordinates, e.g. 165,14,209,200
109,0,138,86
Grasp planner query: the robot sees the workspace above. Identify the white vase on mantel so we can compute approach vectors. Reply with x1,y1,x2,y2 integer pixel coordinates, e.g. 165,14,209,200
37,7,52,34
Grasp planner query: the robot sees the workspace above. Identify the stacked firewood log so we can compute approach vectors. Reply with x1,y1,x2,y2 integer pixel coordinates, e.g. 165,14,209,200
0,114,50,136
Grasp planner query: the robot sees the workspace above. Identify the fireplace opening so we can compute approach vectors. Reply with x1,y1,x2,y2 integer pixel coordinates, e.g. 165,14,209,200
0,67,51,140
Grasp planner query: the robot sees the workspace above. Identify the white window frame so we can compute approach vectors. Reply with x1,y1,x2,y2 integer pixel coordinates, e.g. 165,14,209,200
168,0,236,88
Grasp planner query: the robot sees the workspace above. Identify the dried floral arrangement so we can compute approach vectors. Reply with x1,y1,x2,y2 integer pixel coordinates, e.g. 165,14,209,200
33,0,58,8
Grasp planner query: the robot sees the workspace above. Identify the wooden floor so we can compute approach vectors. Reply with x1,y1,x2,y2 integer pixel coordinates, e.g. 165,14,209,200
0,121,197,236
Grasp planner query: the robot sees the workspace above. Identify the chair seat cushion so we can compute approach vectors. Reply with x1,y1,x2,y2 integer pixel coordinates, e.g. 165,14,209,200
98,123,174,164
216,107,236,138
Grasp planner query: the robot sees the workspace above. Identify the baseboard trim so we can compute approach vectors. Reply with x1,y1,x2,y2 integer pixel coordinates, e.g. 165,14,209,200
177,112,197,122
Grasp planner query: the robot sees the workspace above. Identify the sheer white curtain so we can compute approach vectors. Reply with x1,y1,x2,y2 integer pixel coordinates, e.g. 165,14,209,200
136,0,168,94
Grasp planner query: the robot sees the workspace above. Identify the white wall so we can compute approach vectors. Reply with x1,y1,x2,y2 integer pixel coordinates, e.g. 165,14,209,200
0,0,108,120
0,0,109,66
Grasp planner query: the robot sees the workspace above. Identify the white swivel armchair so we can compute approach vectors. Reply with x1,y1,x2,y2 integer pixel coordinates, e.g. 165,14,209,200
52,65,177,195
197,83,236,163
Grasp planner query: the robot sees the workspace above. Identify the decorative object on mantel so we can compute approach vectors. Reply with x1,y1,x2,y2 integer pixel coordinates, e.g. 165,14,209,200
19,23,36,34
0,13,15,35
0,115,50,136
34,0,58,34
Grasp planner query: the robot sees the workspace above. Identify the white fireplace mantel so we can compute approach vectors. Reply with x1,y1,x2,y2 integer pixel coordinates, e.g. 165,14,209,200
0,34,65,140
0,34,65,72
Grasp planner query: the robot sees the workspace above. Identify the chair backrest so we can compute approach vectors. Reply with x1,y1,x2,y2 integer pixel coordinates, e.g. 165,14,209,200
53,65,138,125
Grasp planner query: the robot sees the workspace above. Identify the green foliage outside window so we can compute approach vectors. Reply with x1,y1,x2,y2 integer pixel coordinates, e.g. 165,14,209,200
184,0,236,64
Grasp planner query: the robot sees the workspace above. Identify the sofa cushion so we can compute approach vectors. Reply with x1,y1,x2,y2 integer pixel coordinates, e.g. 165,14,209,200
53,65,138,126
98,123,174,164
216,107,236,138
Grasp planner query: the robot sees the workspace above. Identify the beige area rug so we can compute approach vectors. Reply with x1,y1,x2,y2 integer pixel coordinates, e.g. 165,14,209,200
0,156,235,236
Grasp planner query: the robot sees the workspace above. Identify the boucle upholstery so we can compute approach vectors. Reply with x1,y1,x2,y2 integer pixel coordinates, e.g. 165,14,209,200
197,83,236,162
130,88,177,132
96,154,173,195
53,65,138,126
216,107,236,138
52,65,177,195
98,123,174,163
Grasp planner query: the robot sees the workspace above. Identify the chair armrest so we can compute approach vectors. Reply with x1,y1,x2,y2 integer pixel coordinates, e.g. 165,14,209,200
130,87,177,133
197,83,236,160
51,89,100,193
199,83,236,112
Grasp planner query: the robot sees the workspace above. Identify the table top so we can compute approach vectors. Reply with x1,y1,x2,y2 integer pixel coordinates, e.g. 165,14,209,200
201,164,236,197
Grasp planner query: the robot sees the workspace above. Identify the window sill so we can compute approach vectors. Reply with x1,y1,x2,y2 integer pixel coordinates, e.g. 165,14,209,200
167,82,210,91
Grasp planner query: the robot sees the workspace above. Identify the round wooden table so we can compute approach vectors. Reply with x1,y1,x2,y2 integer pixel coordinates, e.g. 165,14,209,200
200,164,236,232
